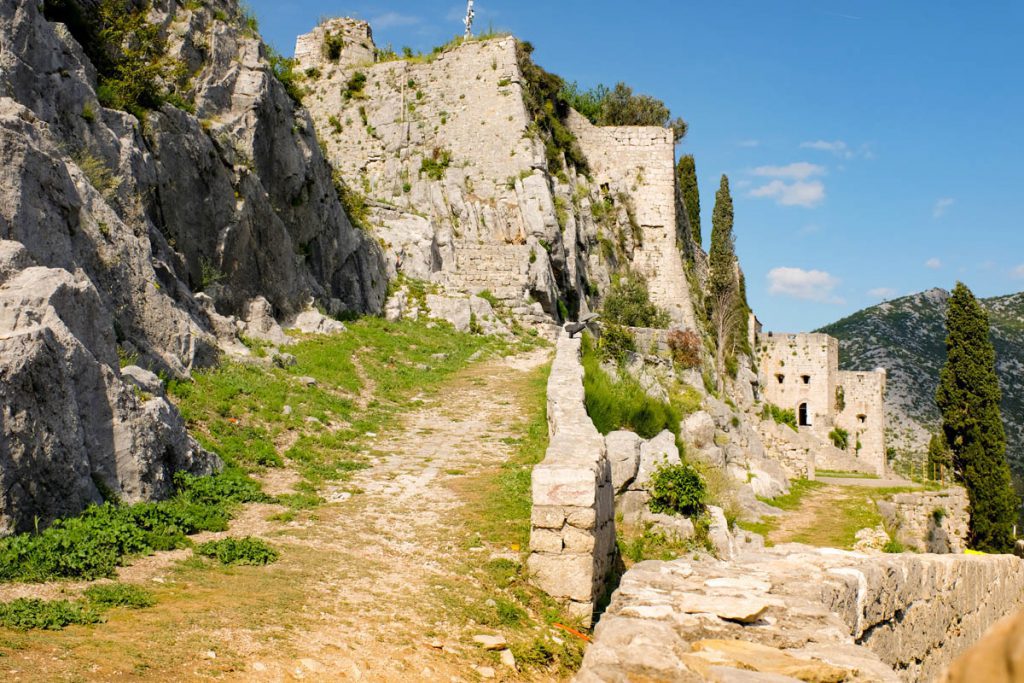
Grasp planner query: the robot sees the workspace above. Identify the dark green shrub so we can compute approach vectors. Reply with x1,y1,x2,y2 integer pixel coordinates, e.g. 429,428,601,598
828,427,849,450
0,469,268,582
266,47,305,104
761,403,797,431
343,71,367,100
195,537,279,566
84,583,155,609
0,598,103,631
323,31,345,61
648,462,707,516
560,81,687,142
599,323,635,364
601,272,670,329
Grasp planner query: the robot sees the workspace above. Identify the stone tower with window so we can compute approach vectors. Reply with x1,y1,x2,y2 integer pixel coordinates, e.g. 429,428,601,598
757,332,887,475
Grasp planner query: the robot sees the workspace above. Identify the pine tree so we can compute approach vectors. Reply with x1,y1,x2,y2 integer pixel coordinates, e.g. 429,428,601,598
935,282,1019,552
677,155,701,247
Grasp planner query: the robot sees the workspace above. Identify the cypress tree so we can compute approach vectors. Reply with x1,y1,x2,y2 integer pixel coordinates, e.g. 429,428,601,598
935,282,1019,552
708,175,735,300
708,175,739,391
677,155,701,247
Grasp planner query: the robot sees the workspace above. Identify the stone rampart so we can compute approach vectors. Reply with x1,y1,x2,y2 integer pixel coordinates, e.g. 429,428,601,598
528,333,615,624
577,546,1024,682
569,112,698,330
878,486,970,554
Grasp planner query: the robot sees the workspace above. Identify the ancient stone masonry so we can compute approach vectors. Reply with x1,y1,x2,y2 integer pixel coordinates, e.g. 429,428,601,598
299,22,567,315
528,334,616,625
878,486,970,554
298,19,704,331
569,111,699,331
758,332,887,475
578,547,1024,682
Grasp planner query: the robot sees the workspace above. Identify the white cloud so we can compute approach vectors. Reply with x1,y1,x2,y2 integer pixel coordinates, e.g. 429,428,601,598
371,11,421,29
868,287,897,300
736,139,760,148
925,258,942,269
750,180,825,208
1012,264,1024,279
767,267,844,304
800,140,875,160
932,197,954,218
751,162,826,180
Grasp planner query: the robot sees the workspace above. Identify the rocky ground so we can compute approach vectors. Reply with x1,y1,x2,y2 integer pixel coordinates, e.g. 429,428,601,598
0,348,584,682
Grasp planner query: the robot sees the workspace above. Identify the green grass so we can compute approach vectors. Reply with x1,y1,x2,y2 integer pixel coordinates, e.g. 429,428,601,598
443,362,586,675
83,583,155,609
171,317,532,490
195,537,279,566
757,478,825,510
815,470,881,479
581,334,680,440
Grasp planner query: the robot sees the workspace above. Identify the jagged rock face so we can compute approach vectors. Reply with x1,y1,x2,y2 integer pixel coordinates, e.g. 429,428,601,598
0,0,385,376
818,288,1024,475
0,242,218,533
0,0,385,529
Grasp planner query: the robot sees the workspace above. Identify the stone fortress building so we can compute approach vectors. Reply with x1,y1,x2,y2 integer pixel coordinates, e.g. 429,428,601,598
757,332,888,475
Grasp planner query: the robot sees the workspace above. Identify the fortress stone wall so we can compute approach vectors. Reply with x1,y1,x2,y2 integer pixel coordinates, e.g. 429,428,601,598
569,112,699,331
528,334,616,624
759,332,887,475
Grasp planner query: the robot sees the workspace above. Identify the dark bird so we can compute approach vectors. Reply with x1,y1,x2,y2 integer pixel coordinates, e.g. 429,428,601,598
564,313,600,338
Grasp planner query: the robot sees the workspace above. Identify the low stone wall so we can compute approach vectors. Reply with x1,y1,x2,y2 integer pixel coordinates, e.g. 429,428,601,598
528,333,615,625
878,486,970,553
577,546,1024,682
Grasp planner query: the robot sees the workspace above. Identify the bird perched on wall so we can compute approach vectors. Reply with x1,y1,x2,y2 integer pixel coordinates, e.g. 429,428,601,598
565,313,600,338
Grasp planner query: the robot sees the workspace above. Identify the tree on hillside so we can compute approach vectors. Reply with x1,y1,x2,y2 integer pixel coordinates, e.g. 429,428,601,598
707,175,747,392
677,155,701,247
935,281,1019,552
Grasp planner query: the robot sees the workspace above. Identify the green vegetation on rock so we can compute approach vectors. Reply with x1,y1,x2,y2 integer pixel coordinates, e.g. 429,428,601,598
600,271,670,329
561,82,688,142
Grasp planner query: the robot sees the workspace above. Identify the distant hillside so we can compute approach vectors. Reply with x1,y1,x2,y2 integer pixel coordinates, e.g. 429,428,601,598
817,288,1024,476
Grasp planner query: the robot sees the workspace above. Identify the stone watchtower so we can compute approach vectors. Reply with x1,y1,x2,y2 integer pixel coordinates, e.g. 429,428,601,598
758,332,887,475
294,18,375,73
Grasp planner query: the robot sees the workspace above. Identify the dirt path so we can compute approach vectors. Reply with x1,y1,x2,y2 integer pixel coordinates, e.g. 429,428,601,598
0,348,555,682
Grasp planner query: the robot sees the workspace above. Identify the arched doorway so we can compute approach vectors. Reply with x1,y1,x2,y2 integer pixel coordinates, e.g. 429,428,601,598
798,402,810,427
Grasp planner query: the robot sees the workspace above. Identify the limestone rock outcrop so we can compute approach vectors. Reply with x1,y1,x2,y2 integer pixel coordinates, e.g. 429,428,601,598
0,0,386,529
0,243,218,533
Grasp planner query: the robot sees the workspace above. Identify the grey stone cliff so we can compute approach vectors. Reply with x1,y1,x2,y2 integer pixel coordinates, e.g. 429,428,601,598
0,0,385,530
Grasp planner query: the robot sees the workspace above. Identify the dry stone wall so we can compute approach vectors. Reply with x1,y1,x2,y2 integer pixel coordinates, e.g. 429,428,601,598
878,486,970,554
578,546,1024,682
528,333,615,625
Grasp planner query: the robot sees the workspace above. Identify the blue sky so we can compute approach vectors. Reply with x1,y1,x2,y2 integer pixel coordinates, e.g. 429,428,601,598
248,1,1024,332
